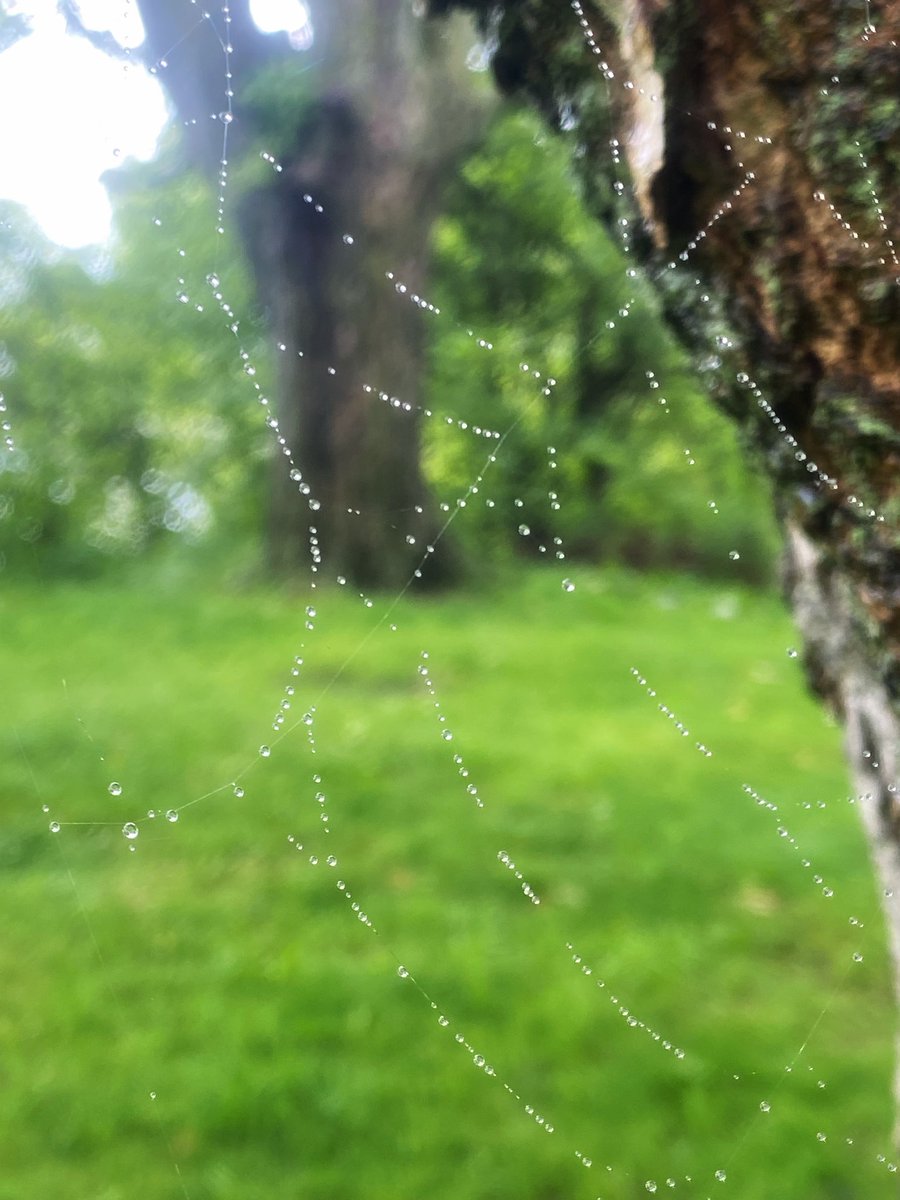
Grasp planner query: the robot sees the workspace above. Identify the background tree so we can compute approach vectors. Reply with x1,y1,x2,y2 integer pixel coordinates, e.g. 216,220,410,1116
117,0,491,586
431,0,900,1113
0,65,776,587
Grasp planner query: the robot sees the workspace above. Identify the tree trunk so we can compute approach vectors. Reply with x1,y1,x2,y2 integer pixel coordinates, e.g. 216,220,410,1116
433,0,900,1114
135,0,489,586
238,96,440,583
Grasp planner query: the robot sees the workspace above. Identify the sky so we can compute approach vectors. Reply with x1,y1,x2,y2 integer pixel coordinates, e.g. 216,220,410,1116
0,0,311,247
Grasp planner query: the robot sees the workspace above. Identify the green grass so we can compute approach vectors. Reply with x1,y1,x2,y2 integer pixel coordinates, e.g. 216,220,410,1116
0,565,893,1200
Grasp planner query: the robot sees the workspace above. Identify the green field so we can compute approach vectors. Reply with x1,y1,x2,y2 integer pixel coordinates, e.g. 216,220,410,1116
0,566,893,1199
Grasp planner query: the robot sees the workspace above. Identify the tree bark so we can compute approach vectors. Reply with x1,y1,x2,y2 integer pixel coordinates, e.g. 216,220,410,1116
432,0,900,1117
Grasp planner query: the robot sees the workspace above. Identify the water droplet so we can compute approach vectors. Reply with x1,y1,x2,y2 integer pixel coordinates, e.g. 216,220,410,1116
646,1183,658,1194
49,820,60,833
206,273,220,288
562,579,575,592
342,234,354,245
715,1170,727,1182
233,784,245,798
306,605,317,618
518,524,530,536
122,822,139,840
729,550,740,561
438,1015,449,1027
397,965,410,978
441,730,453,741
108,781,123,796
787,648,798,658
760,1100,771,1112
259,745,271,758
165,809,178,823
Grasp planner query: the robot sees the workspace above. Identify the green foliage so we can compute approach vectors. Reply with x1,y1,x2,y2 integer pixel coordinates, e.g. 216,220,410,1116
239,56,323,157
0,156,270,577
1,105,781,584
0,569,889,1198
426,109,781,579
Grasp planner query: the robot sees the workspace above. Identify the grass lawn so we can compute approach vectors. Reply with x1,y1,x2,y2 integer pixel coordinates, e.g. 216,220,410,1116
0,564,893,1199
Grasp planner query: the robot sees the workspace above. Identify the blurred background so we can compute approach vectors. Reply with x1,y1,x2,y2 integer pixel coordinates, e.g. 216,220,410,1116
0,3,893,1199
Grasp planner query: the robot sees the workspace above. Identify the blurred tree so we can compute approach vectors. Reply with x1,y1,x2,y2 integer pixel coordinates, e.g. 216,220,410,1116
431,0,900,1121
0,104,778,583
426,108,779,578
0,172,265,575
90,0,492,587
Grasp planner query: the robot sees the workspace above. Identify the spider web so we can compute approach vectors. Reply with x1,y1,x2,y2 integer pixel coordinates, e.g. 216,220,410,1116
1,2,898,1198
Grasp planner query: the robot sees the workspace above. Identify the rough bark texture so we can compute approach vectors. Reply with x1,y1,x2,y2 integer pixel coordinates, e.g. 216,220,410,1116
134,0,488,585
432,0,900,1113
